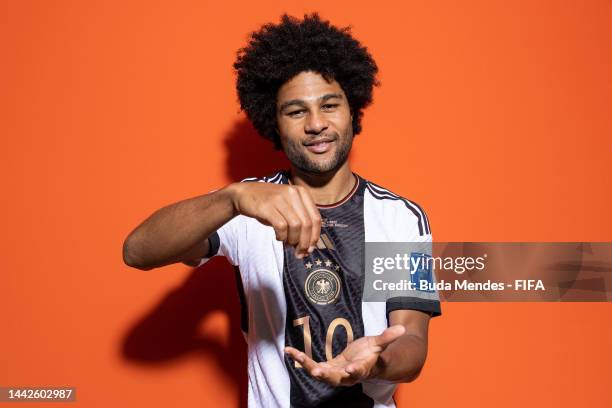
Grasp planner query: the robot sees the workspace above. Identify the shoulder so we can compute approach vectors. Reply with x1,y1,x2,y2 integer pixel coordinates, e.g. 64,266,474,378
362,177,431,236
239,170,288,185
228,170,288,230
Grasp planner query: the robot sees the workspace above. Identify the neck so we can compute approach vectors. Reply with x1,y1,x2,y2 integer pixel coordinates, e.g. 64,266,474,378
288,161,356,206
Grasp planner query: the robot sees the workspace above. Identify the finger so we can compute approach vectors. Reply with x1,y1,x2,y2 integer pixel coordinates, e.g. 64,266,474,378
284,346,304,363
372,325,406,349
284,347,322,377
274,198,303,249
284,187,313,256
295,186,322,252
266,207,289,242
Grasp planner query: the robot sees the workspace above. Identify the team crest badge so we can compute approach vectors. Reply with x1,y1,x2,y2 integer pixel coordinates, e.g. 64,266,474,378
304,258,341,305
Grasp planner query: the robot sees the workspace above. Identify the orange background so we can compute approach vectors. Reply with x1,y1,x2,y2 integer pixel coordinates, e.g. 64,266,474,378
1,1,611,407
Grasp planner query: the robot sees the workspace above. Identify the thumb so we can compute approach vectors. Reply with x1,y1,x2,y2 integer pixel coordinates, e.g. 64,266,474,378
372,325,405,349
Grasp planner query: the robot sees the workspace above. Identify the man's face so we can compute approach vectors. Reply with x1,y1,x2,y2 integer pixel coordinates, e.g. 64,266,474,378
275,71,354,174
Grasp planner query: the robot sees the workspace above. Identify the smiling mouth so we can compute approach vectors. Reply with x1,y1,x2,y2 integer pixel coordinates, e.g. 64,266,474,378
304,138,335,154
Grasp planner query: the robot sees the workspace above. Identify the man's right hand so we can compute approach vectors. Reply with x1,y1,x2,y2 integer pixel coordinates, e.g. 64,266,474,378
228,182,322,258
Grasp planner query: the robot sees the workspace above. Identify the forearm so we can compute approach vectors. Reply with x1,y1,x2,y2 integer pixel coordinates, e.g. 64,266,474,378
372,333,428,383
122,184,238,269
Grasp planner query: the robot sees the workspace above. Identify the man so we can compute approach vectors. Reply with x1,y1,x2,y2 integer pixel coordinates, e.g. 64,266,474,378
123,13,440,408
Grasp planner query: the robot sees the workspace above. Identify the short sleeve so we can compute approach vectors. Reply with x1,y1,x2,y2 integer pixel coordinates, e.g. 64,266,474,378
196,215,244,267
386,212,442,319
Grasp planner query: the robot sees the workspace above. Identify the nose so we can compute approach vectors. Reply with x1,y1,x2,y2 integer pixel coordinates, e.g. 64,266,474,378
304,110,328,135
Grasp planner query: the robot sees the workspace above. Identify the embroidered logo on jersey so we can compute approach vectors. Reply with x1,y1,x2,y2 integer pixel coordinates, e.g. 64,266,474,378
304,258,341,305
321,218,349,229
315,233,336,250
409,252,434,292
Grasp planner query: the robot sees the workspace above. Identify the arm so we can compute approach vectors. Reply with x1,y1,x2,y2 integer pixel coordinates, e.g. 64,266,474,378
370,309,430,383
122,185,237,270
122,182,322,270
284,310,432,386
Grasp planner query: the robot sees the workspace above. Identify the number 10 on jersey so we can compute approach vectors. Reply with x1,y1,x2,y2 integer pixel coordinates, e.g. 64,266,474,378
292,316,355,367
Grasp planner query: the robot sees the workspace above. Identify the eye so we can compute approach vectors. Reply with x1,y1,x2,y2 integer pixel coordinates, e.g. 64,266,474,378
322,104,339,110
288,110,305,117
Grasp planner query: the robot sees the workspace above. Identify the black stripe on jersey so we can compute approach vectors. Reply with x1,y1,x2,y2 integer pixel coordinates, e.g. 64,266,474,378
366,182,430,234
242,171,286,184
386,296,442,319
365,182,431,235
240,176,259,182
266,171,284,184
206,231,220,258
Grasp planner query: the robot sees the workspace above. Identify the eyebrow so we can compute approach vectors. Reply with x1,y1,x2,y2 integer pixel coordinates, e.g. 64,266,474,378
278,93,343,113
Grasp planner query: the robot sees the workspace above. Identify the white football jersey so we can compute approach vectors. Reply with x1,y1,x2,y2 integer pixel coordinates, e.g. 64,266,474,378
197,170,440,408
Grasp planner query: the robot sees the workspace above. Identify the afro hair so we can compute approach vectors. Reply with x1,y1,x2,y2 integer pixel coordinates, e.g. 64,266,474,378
233,12,380,149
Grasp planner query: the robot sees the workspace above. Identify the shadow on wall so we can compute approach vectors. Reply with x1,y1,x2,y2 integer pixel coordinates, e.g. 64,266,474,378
121,117,290,408
224,118,290,181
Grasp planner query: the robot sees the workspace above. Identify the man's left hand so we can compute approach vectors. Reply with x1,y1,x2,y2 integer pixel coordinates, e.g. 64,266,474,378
284,324,406,387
